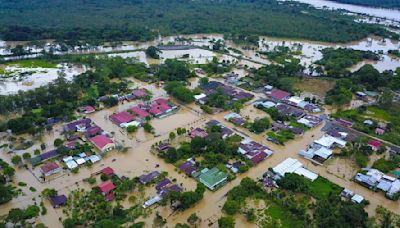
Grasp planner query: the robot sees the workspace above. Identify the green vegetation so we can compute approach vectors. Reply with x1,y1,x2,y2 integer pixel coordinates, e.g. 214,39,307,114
331,0,400,8
388,50,400,57
0,205,41,226
163,183,206,210
316,48,379,77
0,0,391,42
248,117,271,134
259,45,302,64
164,81,195,103
372,157,399,173
145,46,160,59
4,59,58,68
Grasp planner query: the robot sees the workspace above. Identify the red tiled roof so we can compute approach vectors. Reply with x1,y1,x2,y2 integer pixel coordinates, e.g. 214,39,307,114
149,105,163,115
84,106,95,112
110,111,135,124
250,152,268,165
159,104,171,111
130,106,150,118
101,167,114,176
189,128,208,138
368,140,382,148
99,180,116,193
91,135,113,150
132,89,147,97
40,162,60,174
270,89,290,100
105,192,114,200
154,98,169,105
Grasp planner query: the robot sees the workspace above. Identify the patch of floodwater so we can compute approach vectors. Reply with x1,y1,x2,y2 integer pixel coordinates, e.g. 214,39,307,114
160,48,215,64
108,51,148,65
287,0,400,22
0,64,85,95
257,36,400,72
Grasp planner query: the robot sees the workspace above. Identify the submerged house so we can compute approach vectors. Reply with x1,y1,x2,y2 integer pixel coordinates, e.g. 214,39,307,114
90,135,115,153
198,167,228,191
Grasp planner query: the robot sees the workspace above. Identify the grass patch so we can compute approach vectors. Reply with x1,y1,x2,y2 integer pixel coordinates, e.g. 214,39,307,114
8,59,57,68
366,106,391,122
309,177,343,200
265,202,303,228
372,158,398,173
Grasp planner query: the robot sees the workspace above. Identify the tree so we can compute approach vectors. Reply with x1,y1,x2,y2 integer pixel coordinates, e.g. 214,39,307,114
127,125,138,133
11,155,21,165
187,213,200,225
7,208,24,225
53,138,63,147
223,199,239,215
24,205,40,219
378,89,394,108
145,46,160,59
0,184,14,204
22,152,31,160
199,77,209,86
169,132,176,141
218,216,235,228
143,122,153,133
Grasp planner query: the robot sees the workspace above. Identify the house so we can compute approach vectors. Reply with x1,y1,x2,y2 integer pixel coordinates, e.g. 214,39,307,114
250,151,268,165
156,143,170,152
199,167,228,191
139,171,160,184
313,135,346,149
238,139,273,165
158,184,182,197
40,162,61,177
98,180,116,198
79,106,95,114
299,146,333,163
254,100,276,110
88,155,101,163
101,167,115,177
156,178,171,191
297,115,323,128
363,120,373,126
375,128,385,135
368,140,383,151
49,195,67,208
224,113,246,126
269,89,290,101
189,128,208,139
132,88,148,98
142,195,162,208
130,106,151,119
194,94,207,104
179,160,197,175
64,118,92,132
90,135,115,153
276,104,305,119
84,126,103,138
63,156,78,170
356,91,367,100
110,111,136,125
272,158,318,182
337,118,353,128
351,194,364,204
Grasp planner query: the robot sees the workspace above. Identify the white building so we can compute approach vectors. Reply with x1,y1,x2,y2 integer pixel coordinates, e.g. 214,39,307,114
313,135,346,149
272,158,318,182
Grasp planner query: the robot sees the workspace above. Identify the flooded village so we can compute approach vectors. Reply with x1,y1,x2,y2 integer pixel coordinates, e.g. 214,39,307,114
0,2,400,227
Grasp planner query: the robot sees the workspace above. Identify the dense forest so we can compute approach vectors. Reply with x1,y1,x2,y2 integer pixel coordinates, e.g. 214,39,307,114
0,0,391,43
329,0,400,8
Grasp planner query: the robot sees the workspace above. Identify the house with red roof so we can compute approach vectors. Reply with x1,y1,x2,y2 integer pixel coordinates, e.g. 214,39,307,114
98,180,116,200
189,128,208,138
250,152,268,165
368,140,383,151
154,98,169,105
375,128,385,135
101,167,115,177
90,135,115,153
110,111,136,125
40,162,61,177
132,88,148,98
269,89,290,101
130,106,151,119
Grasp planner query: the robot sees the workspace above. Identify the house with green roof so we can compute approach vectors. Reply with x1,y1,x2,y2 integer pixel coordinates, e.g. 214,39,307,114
199,167,228,191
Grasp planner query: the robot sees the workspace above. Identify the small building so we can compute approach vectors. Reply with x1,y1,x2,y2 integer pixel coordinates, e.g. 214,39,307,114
363,120,373,126
337,118,353,128
351,194,364,204
189,128,208,139
132,88,148,98
269,89,290,101
98,180,116,196
272,158,318,182
40,162,61,177
368,140,383,151
88,155,101,163
90,135,115,153
156,178,171,191
313,135,346,149
64,118,92,132
142,195,162,208
110,111,136,125
49,195,67,208
139,171,160,184
101,167,115,177
79,106,95,114
130,106,151,119
179,160,197,175
63,156,78,170
199,167,228,191
375,128,385,135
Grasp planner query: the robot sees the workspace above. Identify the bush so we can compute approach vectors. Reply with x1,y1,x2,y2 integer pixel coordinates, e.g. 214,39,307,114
127,125,138,133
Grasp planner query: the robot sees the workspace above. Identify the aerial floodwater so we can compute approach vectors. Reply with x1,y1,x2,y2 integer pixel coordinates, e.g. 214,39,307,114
291,0,400,21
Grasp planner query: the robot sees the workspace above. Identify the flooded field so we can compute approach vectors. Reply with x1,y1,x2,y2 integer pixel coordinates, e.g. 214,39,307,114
294,77,336,98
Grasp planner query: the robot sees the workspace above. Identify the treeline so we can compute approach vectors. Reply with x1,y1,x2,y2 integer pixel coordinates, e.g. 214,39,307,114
316,48,380,77
325,64,400,105
330,0,400,8
0,0,393,43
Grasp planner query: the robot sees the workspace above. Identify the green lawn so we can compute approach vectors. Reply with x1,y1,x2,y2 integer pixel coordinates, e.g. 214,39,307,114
265,202,303,228
8,59,57,68
308,177,343,200
366,106,391,122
